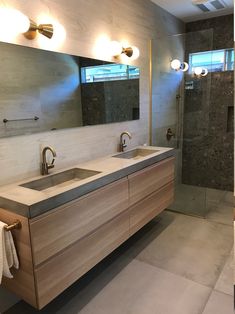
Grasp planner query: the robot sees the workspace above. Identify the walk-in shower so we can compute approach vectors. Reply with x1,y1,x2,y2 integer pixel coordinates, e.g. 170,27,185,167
151,28,234,218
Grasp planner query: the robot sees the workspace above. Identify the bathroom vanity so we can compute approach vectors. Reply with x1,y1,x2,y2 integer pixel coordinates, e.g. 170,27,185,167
0,146,175,309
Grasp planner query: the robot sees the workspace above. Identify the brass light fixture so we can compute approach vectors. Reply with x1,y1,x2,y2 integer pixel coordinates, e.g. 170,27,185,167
110,41,140,60
194,67,208,77
122,46,135,58
171,59,189,72
24,19,53,40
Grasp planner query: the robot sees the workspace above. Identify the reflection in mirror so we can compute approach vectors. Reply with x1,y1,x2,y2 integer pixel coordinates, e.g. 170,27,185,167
0,42,140,138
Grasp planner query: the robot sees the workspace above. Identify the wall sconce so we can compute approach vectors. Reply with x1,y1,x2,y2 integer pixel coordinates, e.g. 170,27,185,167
24,20,53,39
171,59,189,72
194,67,208,77
109,41,140,60
0,7,53,40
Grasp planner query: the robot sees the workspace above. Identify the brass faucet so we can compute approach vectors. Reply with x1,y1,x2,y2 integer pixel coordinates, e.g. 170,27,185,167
120,131,132,152
41,146,57,175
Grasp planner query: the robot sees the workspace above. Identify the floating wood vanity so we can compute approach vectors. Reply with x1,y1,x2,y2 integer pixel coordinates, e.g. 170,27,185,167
0,147,175,309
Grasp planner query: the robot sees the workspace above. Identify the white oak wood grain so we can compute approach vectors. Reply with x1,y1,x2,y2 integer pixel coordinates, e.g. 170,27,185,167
30,178,129,265
129,157,175,205
129,181,174,235
35,212,130,309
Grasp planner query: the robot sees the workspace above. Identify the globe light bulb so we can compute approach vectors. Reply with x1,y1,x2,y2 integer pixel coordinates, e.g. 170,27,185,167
171,59,181,71
0,8,30,38
194,67,203,76
131,46,140,60
109,41,123,57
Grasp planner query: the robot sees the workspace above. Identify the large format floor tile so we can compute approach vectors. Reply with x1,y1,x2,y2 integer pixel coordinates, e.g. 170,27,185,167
202,290,234,314
125,211,233,288
168,185,233,223
206,193,233,226
214,249,233,296
4,257,211,314
57,260,211,314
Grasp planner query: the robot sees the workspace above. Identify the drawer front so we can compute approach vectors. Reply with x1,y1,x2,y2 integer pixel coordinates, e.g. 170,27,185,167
30,178,129,266
129,157,174,206
129,181,174,236
35,212,130,309
0,208,37,308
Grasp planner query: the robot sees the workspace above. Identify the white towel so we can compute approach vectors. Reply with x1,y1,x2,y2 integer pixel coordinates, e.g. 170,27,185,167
0,221,19,284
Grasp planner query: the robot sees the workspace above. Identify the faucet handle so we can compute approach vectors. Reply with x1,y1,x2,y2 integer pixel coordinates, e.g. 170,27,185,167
47,162,55,170
122,139,127,149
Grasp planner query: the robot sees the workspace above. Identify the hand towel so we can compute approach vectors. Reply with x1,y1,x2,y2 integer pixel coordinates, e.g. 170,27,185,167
0,221,19,284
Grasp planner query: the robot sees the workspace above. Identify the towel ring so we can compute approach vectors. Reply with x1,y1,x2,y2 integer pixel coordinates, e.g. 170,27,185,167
4,220,22,232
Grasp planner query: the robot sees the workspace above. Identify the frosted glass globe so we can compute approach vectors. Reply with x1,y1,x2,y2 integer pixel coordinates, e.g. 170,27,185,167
109,41,123,57
131,46,140,60
0,8,30,35
171,59,181,71
194,67,203,76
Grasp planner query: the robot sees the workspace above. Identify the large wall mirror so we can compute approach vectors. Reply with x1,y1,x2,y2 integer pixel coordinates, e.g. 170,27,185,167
0,42,140,138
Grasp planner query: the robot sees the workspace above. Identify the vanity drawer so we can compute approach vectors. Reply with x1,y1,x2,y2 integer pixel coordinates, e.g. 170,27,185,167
35,212,130,309
30,178,129,266
128,157,174,206
129,181,174,235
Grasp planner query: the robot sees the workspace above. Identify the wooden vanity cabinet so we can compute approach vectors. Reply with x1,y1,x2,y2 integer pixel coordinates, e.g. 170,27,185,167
35,213,130,308
128,157,174,235
0,157,175,309
128,157,174,205
30,178,129,266
129,182,174,236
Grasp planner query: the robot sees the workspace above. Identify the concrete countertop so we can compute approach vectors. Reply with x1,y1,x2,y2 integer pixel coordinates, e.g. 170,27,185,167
0,146,175,218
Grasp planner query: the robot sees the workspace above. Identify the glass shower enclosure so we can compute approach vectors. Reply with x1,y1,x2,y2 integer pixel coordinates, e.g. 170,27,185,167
151,29,234,218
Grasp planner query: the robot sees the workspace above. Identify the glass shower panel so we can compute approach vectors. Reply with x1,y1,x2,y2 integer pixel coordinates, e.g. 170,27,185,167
152,29,214,217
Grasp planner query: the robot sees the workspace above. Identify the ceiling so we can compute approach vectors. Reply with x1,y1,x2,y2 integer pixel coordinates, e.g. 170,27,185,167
151,0,234,22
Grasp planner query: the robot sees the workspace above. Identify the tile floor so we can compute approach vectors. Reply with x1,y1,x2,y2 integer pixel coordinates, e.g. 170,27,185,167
4,195,234,314
169,184,233,221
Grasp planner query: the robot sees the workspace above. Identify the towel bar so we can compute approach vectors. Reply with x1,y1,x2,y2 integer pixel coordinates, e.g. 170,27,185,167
4,220,22,232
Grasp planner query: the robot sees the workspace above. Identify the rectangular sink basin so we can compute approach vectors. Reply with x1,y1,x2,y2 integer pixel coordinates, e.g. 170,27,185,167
20,168,101,191
113,148,159,160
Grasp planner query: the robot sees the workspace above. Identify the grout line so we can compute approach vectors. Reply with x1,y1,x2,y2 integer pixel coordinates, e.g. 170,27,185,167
200,289,234,314
200,289,214,314
133,256,213,289
134,254,214,289
214,288,233,297
166,208,233,228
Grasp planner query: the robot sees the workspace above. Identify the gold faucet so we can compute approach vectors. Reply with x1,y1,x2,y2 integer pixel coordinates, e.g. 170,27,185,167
41,146,57,175
120,131,132,152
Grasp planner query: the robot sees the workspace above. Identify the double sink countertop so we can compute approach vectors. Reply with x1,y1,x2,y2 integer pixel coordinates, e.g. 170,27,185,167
0,146,174,218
